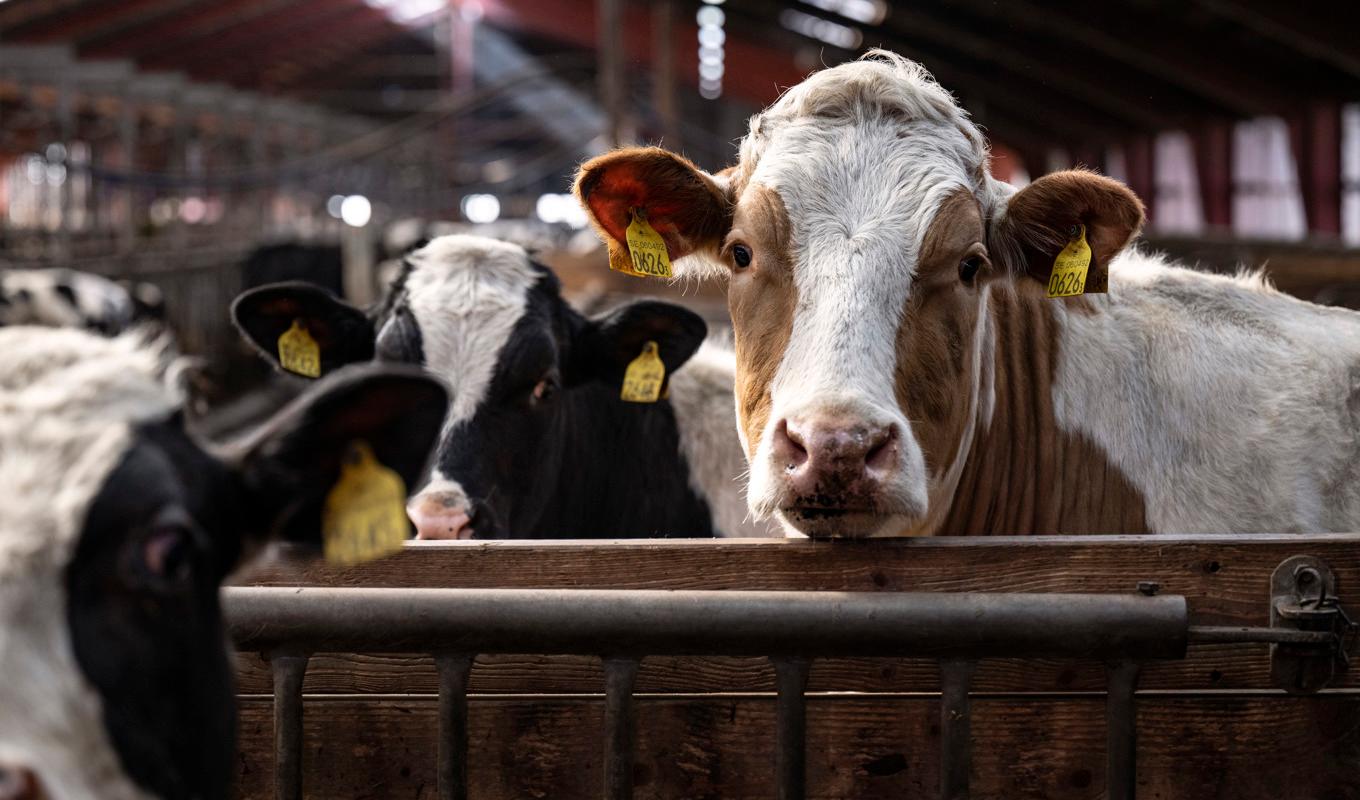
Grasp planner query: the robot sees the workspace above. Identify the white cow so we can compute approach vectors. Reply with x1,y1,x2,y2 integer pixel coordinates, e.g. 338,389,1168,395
0,327,446,798
576,50,1360,538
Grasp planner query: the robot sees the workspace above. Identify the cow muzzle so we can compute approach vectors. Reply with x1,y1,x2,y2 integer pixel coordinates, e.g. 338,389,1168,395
407,480,478,540
0,764,42,800
761,406,928,538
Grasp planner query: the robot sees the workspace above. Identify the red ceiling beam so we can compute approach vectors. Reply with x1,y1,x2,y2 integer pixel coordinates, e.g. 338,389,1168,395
82,0,295,59
137,0,375,75
0,0,85,36
264,27,414,92
18,0,177,44
186,5,399,85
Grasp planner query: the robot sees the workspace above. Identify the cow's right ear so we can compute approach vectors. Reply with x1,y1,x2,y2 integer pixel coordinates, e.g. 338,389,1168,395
574,147,734,278
231,282,374,376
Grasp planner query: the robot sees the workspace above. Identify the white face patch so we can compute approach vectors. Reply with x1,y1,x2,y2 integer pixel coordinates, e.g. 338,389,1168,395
0,328,181,799
396,235,541,430
741,117,979,534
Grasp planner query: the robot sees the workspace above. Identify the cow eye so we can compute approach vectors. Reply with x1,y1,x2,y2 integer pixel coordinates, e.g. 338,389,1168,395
131,511,197,591
531,376,558,405
731,244,753,269
959,255,985,283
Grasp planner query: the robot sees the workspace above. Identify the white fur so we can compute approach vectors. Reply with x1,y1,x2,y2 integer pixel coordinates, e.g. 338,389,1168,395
0,327,178,799
665,339,780,537
401,235,541,429
0,269,136,332
1052,250,1360,532
736,52,994,534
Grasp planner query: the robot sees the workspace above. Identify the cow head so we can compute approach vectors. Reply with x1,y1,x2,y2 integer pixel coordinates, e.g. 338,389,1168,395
0,328,447,799
232,235,708,539
576,52,1143,538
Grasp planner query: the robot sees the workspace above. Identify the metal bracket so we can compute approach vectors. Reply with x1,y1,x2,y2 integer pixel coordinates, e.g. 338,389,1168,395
1270,555,1357,694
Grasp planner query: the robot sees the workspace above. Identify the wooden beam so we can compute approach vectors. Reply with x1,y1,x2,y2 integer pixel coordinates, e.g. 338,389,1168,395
81,0,298,59
1124,135,1156,223
17,0,183,44
143,1,384,79
877,6,1185,131
1288,103,1343,237
920,0,1301,118
1192,121,1233,230
0,0,87,37
1194,0,1360,83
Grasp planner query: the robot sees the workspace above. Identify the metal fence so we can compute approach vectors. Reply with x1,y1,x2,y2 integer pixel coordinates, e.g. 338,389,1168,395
226,587,1213,800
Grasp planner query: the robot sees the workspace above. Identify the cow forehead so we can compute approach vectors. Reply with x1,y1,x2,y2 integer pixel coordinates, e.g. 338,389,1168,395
399,236,543,425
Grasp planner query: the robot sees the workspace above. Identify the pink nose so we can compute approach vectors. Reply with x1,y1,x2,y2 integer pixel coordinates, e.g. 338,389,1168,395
0,764,41,800
772,416,897,505
407,493,474,540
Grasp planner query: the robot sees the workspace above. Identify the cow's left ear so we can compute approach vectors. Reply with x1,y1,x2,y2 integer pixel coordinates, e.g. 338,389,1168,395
989,170,1145,283
231,364,449,548
570,301,708,387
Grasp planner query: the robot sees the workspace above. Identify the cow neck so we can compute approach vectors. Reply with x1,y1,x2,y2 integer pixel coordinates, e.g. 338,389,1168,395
531,384,717,538
936,280,1149,535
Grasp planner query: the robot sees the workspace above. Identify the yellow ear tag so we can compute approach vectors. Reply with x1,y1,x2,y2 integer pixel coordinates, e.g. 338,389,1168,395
620,341,665,403
612,209,672,279
277,320,321,378
1047,224,1092,298
322,441,409,565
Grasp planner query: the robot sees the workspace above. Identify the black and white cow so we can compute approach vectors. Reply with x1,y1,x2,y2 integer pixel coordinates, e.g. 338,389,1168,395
232,235,773,539
0,268,165,335
0,326,447,799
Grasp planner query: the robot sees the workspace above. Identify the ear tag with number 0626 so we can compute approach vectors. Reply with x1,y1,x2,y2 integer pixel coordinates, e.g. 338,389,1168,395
620,341,665,403
1046,224,1093,299
611,209,672,279
278,319,321,378
322,441,409,565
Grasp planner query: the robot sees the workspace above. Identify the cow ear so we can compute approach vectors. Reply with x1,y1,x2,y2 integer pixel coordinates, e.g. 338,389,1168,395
231,282,374,376
232,364,448,547
574,147,734,278
989,170,1145,284
571,301,708,387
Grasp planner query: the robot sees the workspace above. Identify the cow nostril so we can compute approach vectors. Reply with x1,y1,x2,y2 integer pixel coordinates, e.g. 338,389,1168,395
774,419,809,470
0,765,40,800
864,426,897,471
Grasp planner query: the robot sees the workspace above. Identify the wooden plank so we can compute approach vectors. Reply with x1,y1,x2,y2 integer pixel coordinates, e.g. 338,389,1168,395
236,537,1360,630
231,695,1360,799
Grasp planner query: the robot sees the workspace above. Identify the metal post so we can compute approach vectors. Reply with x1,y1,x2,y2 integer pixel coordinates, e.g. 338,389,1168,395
772,657,810,800
597,0,625,147
1106,660,1141,800
939,659,977,800
118,104,138,254
651,0,679,148
55,78,73,260
603,657,640,800
435,653,474,800
269,651,310,800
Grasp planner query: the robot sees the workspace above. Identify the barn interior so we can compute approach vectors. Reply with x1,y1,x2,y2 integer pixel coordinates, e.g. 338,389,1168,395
5,5,1360,799
4,0,1360,411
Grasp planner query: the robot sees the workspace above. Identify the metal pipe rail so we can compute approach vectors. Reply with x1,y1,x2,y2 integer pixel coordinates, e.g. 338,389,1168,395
225,587,1190,800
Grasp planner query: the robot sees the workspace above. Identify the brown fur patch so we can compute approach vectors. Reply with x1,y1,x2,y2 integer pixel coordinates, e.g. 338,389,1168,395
726,184,796,455
893,187,1147,533
938,280,1148,534
895,189,987,477
574,147,733,269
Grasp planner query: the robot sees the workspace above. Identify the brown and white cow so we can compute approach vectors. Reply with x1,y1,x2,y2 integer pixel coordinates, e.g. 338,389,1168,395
576,51,1360,538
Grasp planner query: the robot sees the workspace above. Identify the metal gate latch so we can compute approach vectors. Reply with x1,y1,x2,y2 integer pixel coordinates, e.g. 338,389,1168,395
1271,555,1359,694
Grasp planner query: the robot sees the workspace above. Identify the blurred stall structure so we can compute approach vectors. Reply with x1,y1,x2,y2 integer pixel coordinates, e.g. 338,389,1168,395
2,0,1360,361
